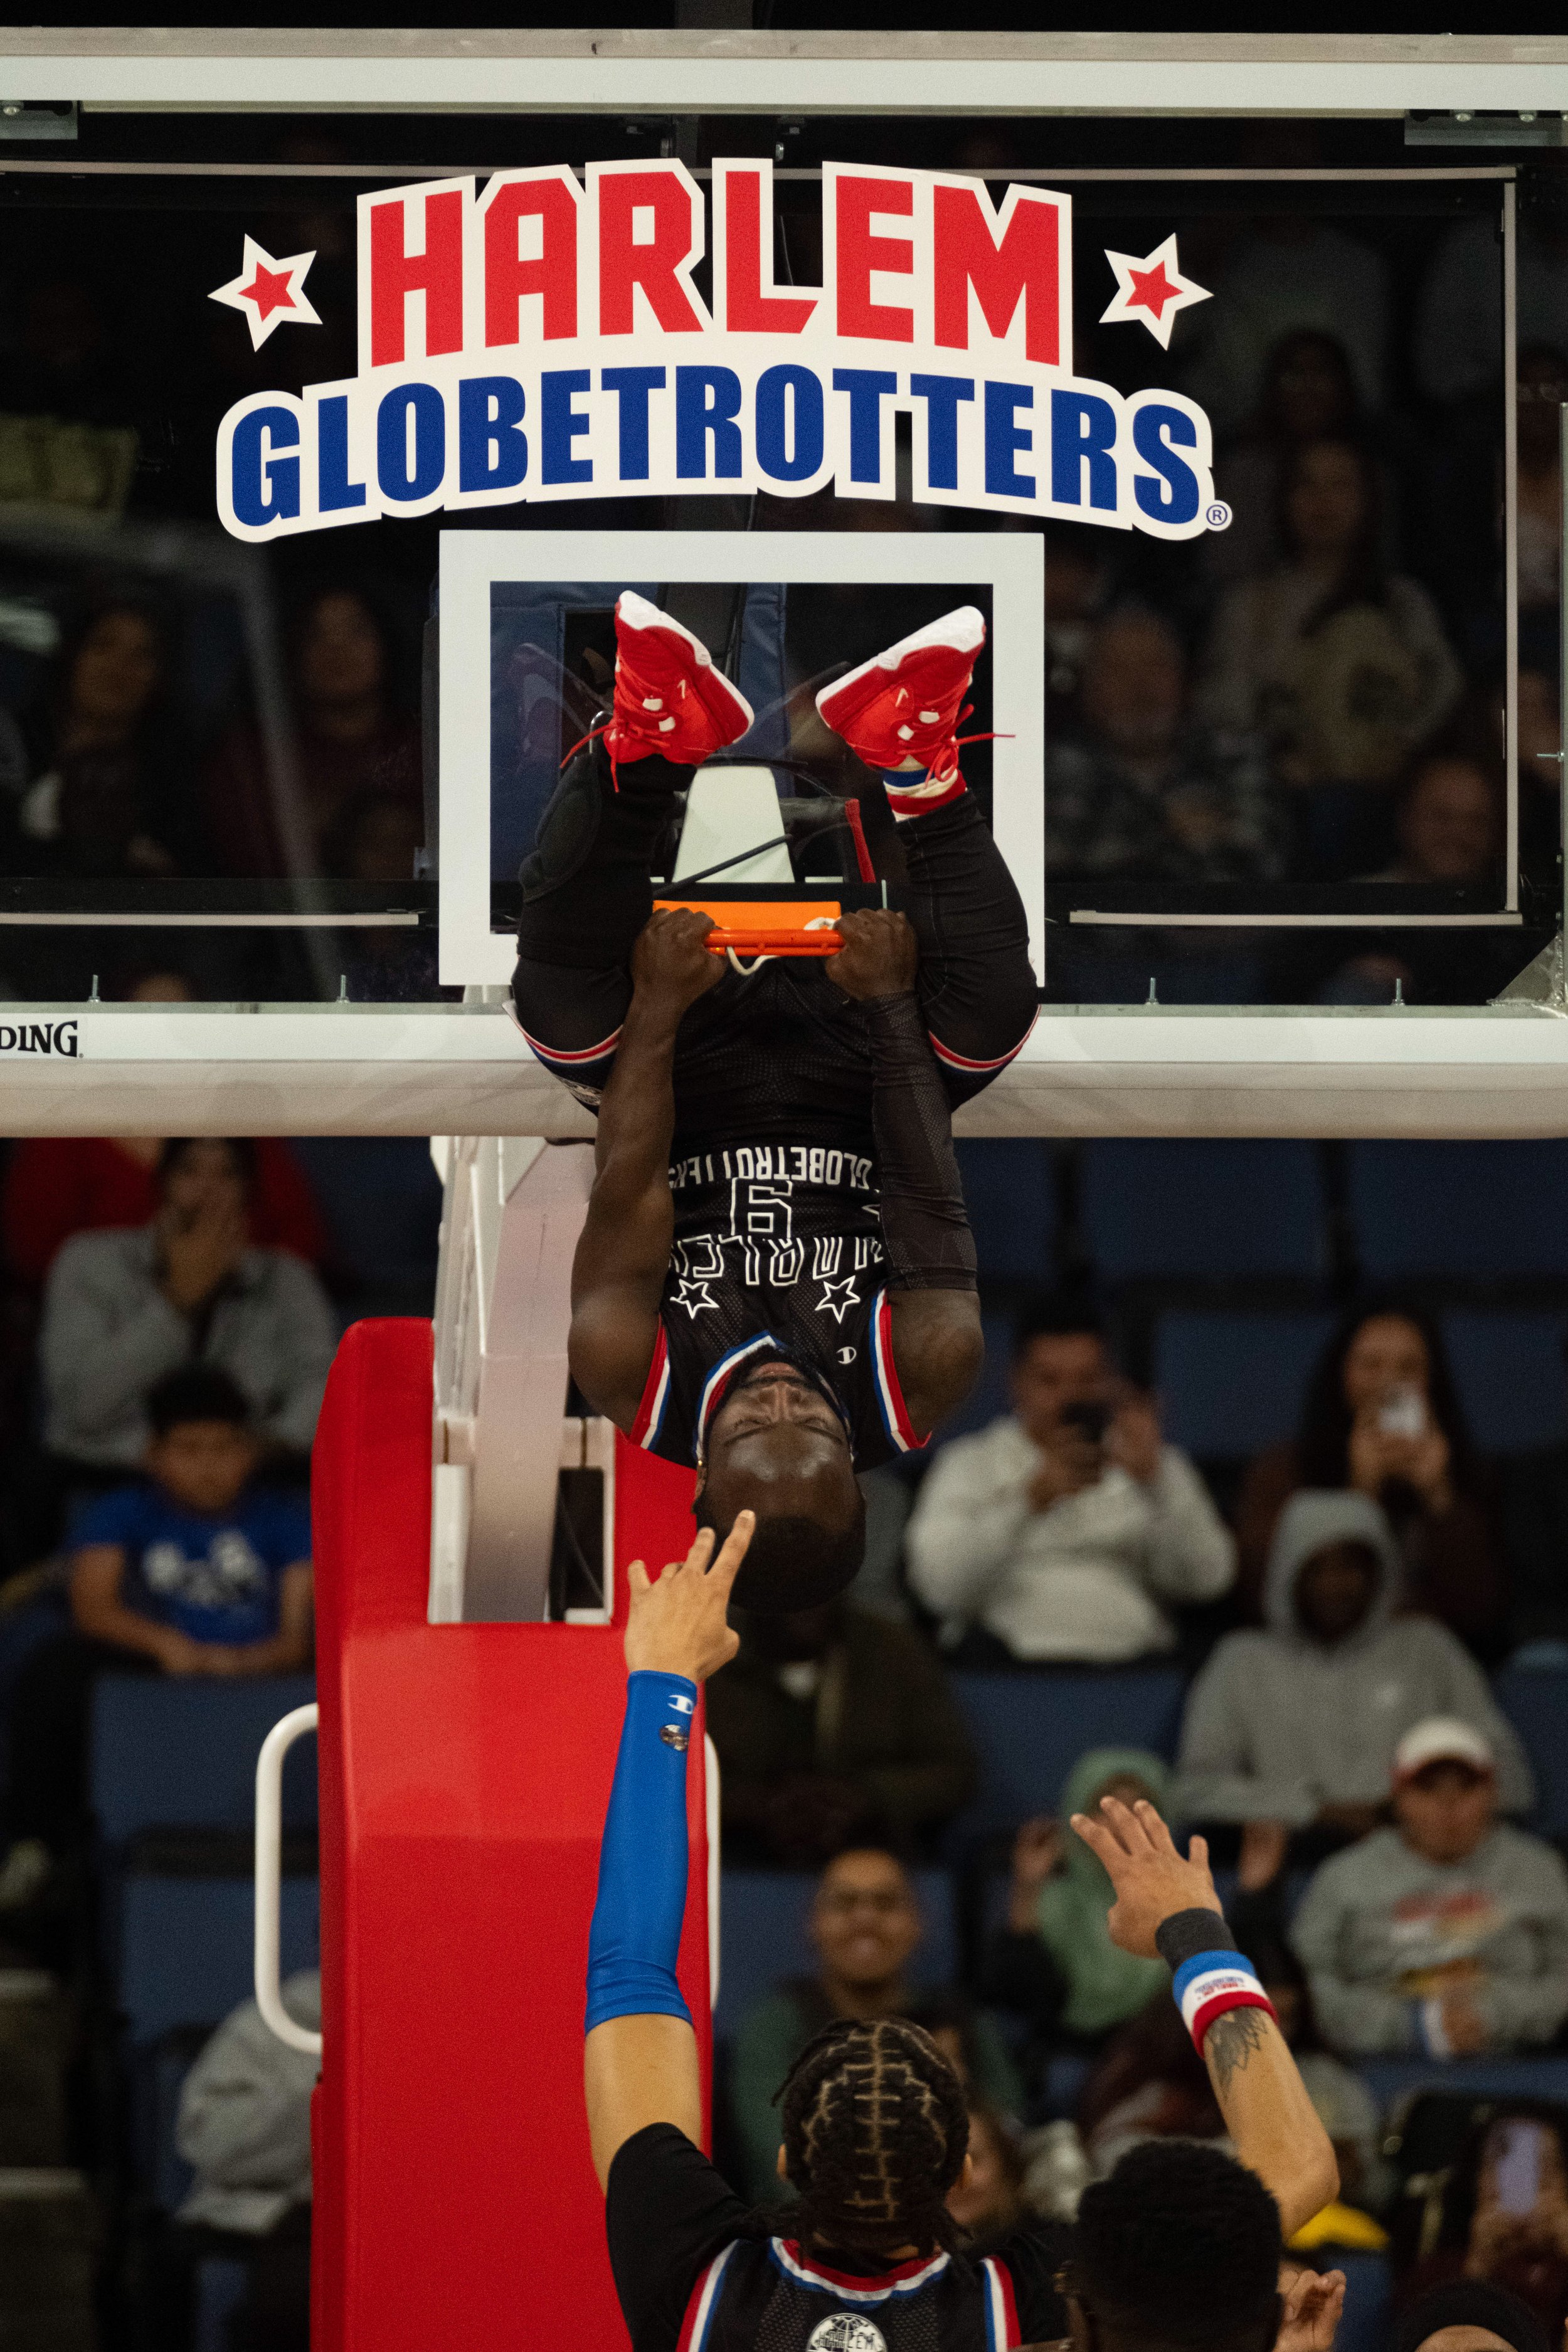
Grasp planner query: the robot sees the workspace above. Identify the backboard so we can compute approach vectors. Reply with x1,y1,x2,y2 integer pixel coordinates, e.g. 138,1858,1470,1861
435,529,1045,988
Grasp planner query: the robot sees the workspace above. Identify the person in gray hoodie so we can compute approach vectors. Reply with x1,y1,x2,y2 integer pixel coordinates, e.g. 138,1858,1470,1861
1174,1490,1532,1874
1292,1717,1568,2057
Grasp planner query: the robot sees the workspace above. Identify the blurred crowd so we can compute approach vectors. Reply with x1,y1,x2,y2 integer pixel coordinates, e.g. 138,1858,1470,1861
701,1280,1568,2345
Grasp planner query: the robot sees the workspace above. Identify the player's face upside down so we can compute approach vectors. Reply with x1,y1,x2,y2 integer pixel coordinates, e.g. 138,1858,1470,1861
695,1364,862,1603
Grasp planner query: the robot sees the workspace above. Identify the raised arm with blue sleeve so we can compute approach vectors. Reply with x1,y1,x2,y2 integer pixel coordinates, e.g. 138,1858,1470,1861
582,1511,755,2190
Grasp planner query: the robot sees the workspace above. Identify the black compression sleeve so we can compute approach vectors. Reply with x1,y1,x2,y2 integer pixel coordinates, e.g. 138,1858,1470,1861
863,992,977,1293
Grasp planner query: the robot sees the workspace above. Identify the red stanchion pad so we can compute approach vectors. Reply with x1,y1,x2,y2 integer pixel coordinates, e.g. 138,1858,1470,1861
310,1319,707,2352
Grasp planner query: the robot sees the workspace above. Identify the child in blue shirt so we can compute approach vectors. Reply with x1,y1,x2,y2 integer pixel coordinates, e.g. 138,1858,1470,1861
0,1364,314,1912
70,1362,314,1676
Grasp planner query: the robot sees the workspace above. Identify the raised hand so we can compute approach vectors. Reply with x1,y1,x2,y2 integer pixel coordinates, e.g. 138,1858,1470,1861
1068,1793,1221,1958
1276,2267,1346,2352
1008,1815,1064,1929
827,908,918,1001
631,906,723,1016
623,1510,755,1685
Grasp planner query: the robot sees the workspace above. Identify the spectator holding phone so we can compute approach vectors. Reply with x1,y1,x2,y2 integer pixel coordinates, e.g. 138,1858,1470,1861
1233,1298,1505,1655
1394,2107,1568,2343
1293,1718,1568,2059
906,1295,1234,1665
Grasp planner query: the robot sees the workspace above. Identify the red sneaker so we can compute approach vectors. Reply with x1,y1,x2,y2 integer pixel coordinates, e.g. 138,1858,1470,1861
604,590,754,767
815,606,986,781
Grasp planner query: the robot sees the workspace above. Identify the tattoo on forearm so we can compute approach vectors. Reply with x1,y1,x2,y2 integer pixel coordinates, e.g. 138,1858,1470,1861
1205,2004,1269,2093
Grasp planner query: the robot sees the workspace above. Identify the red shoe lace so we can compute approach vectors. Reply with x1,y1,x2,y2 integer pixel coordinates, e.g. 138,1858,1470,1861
561,719,623,792
919,705,1011,787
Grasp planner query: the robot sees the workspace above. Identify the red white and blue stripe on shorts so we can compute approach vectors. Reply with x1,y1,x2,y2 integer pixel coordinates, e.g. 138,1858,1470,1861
871,1288,926,1454
629,1320,673,1450
512,1017,623,1077
926,1010,1037,1079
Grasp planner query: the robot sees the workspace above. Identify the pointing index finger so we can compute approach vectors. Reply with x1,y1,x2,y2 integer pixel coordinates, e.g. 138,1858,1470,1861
706,1508,756,1596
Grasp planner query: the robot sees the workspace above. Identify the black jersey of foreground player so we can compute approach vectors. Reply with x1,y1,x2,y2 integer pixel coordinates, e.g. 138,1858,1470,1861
512,595,1037,1606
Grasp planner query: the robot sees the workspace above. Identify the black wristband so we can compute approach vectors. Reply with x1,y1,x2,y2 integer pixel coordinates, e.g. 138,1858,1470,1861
1155,1907,1239,1974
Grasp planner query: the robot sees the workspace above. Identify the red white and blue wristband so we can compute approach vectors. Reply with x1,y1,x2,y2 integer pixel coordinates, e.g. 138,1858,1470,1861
1172,1950,1276,2052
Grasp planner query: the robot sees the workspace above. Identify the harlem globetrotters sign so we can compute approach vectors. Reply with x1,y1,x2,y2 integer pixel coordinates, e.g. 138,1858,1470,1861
213,159,1223,544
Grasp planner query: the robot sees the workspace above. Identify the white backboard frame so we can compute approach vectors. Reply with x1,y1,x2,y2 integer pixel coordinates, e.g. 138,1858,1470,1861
437,529,1045,989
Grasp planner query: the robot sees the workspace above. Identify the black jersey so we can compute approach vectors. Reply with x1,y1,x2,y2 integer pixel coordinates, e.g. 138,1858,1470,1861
629,963,929,1473
628,1133,923,1474
677,2236,1024,2352
605,2126,1065,2352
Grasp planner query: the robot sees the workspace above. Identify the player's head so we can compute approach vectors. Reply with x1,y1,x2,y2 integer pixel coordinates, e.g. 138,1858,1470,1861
774,2016,971,2260
1068,2142,1282,2352
145,1364,260,1515
694,1364,864,1611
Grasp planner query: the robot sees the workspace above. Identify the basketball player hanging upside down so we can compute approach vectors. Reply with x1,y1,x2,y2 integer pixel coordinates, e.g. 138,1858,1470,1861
511,591,1039,1610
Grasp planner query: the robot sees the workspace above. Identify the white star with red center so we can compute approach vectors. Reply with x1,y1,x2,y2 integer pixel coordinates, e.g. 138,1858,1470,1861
209,236,322,351
1099,234,1210,351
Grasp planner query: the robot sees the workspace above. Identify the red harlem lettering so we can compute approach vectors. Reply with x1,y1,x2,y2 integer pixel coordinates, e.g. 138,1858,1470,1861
369,188,465,367
484,173,578,345
598,166,705,336
932,183,1061,365
721,168,814,334
835,173,915,344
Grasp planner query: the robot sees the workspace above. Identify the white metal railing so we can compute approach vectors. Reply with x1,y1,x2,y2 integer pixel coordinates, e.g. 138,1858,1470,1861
255,1703,323,2057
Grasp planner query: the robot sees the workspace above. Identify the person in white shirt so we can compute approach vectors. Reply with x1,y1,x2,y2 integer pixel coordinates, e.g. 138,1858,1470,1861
906,1297,1236,1664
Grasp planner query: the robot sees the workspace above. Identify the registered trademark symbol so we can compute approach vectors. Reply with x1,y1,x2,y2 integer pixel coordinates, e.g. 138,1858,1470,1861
1205,501,1232,530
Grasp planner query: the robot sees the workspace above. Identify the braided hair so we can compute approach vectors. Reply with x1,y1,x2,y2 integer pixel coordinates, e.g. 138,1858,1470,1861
773,2016,971,2260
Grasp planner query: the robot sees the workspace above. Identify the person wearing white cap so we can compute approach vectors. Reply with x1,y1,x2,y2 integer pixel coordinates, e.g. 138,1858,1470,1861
1291,1713,1568,2058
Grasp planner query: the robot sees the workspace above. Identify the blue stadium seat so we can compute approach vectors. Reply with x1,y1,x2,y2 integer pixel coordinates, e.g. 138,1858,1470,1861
91,1677,316,1845
1333,2255,1393,2352
716,1868,955,2043
117,1875,318,2046
954,1140,1056,1283
1079,1142,1327,1283
1356,2055,1568,2111
1155,1310,1337,1458
1347,1142,1568,1281
194,2259,250,2352
948,1670,1188,1838
1494,1663,1568,1837
287,1137,442,1318
1441,1311,1568,1454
